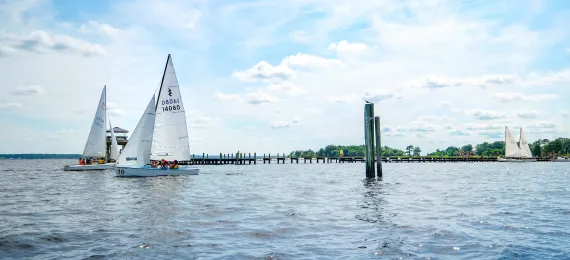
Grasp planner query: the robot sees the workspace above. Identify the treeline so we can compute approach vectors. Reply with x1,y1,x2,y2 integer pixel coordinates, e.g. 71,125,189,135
289,137,570,158
0,154,82,159
289,144,407,158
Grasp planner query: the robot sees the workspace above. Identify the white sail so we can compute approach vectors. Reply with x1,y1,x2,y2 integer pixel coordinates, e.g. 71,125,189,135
150,54,191,161
109,120,120,161
116,95,156,166
518,128,533,158
82,86,107,158
505,126,521,157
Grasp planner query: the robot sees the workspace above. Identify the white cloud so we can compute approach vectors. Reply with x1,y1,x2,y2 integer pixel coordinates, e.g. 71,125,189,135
382,125,406,137
266,82,308,97
493,92,559,103
281,53,345,69
270,116,300,128
325,95,356,103
231,61,295,82
0,102,23,109
213,91,241,101
0,30,105,56
328,40,368,53
465,109,506,120
449,129,470,136
362,89,395,103
246,90,280,105
517,110,540,119
10,85,46,95
80,21,123,39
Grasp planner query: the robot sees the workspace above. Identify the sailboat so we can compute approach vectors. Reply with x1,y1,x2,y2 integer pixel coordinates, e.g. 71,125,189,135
113,54,199,177
497,126,536,162
63,86,119,171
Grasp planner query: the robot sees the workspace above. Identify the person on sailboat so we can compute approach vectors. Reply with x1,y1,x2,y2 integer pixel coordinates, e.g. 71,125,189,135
170,160,179,169
160,159,169,169
78,157,85,165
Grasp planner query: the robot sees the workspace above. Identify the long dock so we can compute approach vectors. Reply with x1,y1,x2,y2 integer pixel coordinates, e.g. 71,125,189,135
178,153,554,165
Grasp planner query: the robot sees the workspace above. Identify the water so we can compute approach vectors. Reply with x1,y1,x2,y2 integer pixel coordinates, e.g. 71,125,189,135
1,159,570,259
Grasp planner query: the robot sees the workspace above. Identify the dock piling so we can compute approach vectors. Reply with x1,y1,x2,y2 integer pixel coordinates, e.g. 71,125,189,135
364,102,376,178
374,116,383,178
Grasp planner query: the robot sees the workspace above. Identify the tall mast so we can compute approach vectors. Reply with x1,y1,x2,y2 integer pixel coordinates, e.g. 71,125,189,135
155,54,171,111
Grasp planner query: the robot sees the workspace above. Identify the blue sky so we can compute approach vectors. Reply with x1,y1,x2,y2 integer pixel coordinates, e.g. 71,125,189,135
0,0,569,154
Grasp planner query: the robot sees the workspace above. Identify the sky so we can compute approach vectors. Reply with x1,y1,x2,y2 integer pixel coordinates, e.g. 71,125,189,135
0,0,569,155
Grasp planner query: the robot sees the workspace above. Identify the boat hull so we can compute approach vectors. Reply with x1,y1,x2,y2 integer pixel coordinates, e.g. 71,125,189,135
497,158,537,162
63,163,115,171
114,165,199,177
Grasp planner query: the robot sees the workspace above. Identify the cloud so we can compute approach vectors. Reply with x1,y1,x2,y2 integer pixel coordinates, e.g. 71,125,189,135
464,123,503,131
270,117,300,128
325,95,356,103
449,129,470,136
527,121,557,129
328,40,368,53
362,89,395,103
190,116,221,129
231,61,295,82
465,109,506,120
421,74,518,89
0,30,105,57
478,131,503,138
0,102,23,109
246,90,280,105
213,91,241,101
10,85,46,95
517,110,540,119
382,125,407,137
281,53,345,69
492,92,559,103
80,21,123,39
266,82,308,97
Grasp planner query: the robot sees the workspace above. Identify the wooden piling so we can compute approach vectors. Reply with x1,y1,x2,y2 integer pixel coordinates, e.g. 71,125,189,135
374,116,382,178
364,103,375,178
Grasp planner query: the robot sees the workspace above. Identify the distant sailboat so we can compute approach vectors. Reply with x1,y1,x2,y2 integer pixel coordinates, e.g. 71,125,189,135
497,126,536,162
113,54,199,177
64,86,118,171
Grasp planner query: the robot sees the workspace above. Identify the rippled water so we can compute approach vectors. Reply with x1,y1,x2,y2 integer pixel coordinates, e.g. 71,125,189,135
1,159,570,259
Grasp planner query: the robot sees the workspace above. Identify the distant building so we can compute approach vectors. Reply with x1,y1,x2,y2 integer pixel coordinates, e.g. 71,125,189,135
106,127,129,158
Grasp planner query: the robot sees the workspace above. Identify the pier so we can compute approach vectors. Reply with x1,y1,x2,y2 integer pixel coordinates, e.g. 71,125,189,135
178,154,553,165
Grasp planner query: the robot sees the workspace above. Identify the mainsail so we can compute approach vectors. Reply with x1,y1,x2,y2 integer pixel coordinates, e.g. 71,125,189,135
150,54,191,161
505,126,520,157
82,86,107,158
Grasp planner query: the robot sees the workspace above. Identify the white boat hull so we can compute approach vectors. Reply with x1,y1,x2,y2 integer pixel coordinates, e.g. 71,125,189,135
63,163,115,171
497,158,537,162
551,158,570,162
114,165,199,177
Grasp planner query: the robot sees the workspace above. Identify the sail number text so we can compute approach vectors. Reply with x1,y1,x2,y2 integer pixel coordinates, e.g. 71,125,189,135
94,116,104,128
161,98,181,112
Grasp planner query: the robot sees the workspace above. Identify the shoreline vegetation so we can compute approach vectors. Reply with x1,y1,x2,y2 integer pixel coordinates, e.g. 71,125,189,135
289,138,570,158
2,137,569,159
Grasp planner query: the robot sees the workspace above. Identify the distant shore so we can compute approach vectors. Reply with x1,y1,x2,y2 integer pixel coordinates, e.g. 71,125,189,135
0,154,82,159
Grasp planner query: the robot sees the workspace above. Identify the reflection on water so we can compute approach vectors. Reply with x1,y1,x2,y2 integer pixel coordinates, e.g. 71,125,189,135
1,160,570,259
